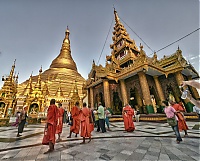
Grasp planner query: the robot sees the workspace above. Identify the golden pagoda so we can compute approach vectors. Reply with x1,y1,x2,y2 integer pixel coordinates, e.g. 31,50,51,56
0,60,18,118
86,9,199,114
0,27,86,119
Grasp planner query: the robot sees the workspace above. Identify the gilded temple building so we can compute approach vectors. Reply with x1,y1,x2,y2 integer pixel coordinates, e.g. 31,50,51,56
86,9,199,114
0,27,86,118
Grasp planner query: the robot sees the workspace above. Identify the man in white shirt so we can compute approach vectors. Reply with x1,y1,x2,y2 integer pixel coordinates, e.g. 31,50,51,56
193,106,200,120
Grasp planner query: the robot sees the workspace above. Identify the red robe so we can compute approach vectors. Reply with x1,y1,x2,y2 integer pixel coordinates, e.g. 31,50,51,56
123,105,135,132
46,104,58,144
56,107,65,134
172,104,189,131
70,106,80,134
79,107,93,137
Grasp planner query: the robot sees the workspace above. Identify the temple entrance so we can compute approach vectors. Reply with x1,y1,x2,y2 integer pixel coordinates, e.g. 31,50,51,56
113,91,122,113
94,92,105,108
129,88,137,109
99,92,104,106
166,84,176,102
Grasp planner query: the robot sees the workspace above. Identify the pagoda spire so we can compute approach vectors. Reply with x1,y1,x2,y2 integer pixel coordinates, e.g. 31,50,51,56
50,26,77,71
114,8,120,24
22,73,33,96
42,79,49,96
71,80,80,102
55,82,64,97
108,9,139,68
34,66,42,90
9,59,16,80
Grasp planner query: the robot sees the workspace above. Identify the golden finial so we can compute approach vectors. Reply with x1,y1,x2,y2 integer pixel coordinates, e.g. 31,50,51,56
113,7,120,23
13,59,16,66
66,26,70,33
39,66,42,73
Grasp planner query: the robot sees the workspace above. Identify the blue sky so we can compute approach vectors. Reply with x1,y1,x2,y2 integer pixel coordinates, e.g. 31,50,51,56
0,0,199,88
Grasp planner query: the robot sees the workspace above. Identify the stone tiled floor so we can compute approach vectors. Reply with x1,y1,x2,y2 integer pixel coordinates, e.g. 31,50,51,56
0,121,199,161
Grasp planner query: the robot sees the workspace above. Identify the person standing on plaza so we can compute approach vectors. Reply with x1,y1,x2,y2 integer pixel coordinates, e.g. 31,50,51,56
12,107,21,127
67,101,81,138
122,104,135,132
97,102,106,133
62,108,68,124
79,102,92,144
170,100,189,137
67,111,71,125
56,103,65,142
43,99,58,154
193,105,200,120
163,100,182,143
93,108,100,131
135,109,140,122
88,104,94,132
17,105,28,137
105,107,111,131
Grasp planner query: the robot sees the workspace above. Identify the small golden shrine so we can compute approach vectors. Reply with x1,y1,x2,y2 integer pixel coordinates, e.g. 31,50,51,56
86,9,199,114
0,27,87,118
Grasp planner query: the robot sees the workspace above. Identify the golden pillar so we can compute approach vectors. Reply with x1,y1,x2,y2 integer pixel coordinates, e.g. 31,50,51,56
188,75,199,99
103,79,111,107
89,87,94,108
153,76,165,105
138,71,152,105
119,79,128,105
175,71,189,103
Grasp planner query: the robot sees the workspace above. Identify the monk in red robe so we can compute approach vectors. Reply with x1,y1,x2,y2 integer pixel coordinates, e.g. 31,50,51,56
56,103,65,142
44,99,58,154
170,100,189,137
122,104,135,132
67,101,80,138
79,102,93,144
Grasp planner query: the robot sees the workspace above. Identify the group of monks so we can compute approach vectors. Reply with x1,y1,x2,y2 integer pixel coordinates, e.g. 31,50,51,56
42,98,189,154
121,101,189,136
43,99,93,154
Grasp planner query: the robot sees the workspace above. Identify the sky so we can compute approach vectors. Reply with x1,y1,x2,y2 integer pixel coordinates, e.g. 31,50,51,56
0,0,199,88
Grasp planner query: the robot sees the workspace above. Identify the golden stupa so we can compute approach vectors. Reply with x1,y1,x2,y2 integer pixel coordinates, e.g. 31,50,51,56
0,27,86,119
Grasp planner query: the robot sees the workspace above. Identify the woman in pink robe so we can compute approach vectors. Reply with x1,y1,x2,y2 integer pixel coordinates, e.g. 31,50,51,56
122,104,135,132
79,102,92,144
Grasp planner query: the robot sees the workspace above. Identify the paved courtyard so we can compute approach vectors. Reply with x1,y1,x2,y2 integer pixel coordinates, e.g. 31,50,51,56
0,121,199,161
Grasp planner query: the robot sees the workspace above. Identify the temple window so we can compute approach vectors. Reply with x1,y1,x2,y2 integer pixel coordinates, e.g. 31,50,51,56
117,40,124,48
119,50,127,60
